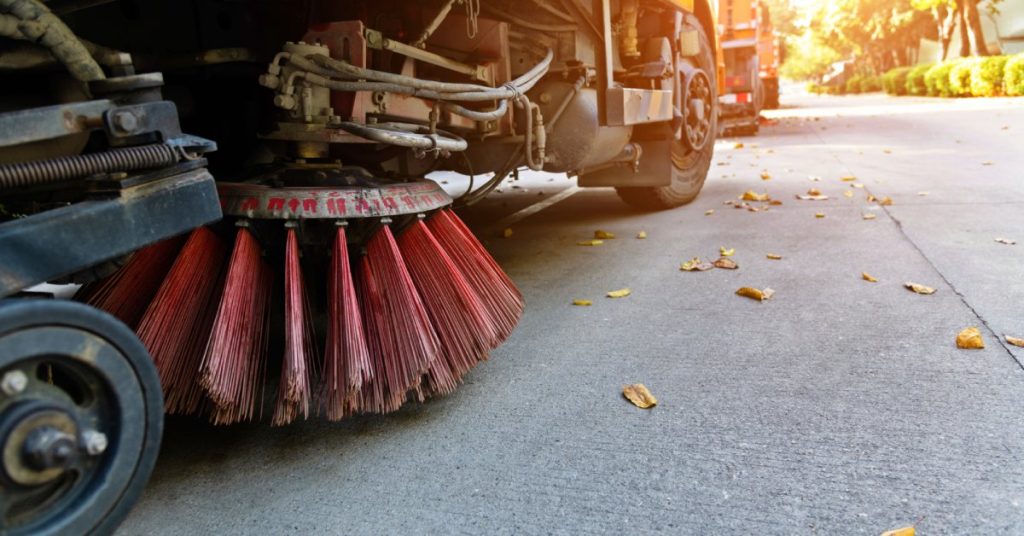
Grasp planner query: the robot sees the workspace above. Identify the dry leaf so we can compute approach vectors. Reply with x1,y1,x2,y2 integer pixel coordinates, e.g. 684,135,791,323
994,237,1016,245
769,199,783,206
606,288,631,298
622,384,657,409
808,188,822,196
713,257,738,270
917,191,929,196
809,175,821,182
862,213,877,220
502,228,513,238
572,299,592,306
840,175,856,181
594,230,616,239
681,257,714,272
747,206,760,212
843,190,854,198
982,161,993,166
734,142,744,149
766,254,782,260
760,171,772,180
904,282,936,295
796,194,829,201
636,231,647,239
878,196,893,206
956,327,985,349
852,183,864,189
815,212,826,218
1005,335,1024,347
705,209,715,216
883,149,893,154
862,272,878,282
741,190,769,202
736,287,775,301
880,527,915,536
867,195,877,202
720,247,735,257
577,239,604,246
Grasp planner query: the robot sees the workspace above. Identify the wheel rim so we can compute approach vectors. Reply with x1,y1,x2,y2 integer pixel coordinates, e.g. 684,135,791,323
682,70,714,153
0,325,147,534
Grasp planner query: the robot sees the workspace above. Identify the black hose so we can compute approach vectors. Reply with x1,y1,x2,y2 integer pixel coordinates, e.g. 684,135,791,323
0,144,181,191
0,0,105,81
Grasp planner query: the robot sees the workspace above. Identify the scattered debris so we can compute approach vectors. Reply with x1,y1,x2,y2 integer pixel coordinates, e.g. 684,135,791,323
734,142,745,149
681,258,714,272
956,327,985,349
995,238,1016,245
852,183,864,188
808,188,822,196
766,254,782,260
809,175,821,182
881,527,915,536
594,230,616,239
705,209,715,216
904,282,936,295
1006,335,1024,348
577,239,604,246
862,213,877,220
760,171,772,180
917,191,929,196
636,231,647,239
742,190,769,202
736,287,775,301
606,288,631,298
840,175,856,182
622,384,657,409
862,272,878,283
843,190,854,198
713,257,738,270
572,299,592,306
878,196,893,206
982,161,993,166
719,247,735,257
815,212,826,218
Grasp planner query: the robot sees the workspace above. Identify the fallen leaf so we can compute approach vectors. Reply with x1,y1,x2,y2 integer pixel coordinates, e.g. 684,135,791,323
862,213,877,220
594,230,616,239
769,200,783,206
680,258,714,272
734,142,744,149
636,231,647,239
766,254,782,260
956,327,985,349
720,247,735,257
747,206,760,212
840,175,856,181
622,384,657,409
741,190,769,202
995,237,1016,245
713,257,738,270
760,171,772,180
705,209,715,216
862,272,878,282
809,175,821,182
577,239,604,246
852,183,864,188
736,287,775,301
878,196,893,206
982,161,993,166
606,288,631,298
867,195,877,202
796,194,829,201
904,282,936,295
723,200,734,205
883,149,893,154
572,299,592,306
880,527,915,536
917,191,929,196
1005,335,1024,348
808,188,822,196
843,190,854,198
815,212,826,218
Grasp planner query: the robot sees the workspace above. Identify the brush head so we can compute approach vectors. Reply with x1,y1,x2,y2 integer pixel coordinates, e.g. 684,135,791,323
272,226,316,426
324,225,373,420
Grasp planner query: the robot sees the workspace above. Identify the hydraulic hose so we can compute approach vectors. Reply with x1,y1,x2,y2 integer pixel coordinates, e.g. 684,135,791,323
0,0,105,81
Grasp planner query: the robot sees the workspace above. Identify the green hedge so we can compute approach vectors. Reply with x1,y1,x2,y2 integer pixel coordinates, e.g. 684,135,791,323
949,58,980,97
861,76,882,92
1004,54,1024,96
845,75,863,94
925,61,956,97
883,67,912,95
970,56,1010,97
906,63,934,95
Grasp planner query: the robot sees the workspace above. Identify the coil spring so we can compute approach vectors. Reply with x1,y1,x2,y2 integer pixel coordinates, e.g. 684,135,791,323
0,144,182,191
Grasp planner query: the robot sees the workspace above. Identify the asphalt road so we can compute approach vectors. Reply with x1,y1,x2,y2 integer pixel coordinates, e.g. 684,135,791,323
120,93,1024,535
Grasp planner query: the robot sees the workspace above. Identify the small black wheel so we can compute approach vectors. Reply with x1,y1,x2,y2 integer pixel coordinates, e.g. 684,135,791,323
0,299,163,535
616,22,717,211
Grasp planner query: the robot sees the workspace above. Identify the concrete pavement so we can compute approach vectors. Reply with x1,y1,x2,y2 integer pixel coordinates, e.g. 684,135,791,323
119,93,1024,535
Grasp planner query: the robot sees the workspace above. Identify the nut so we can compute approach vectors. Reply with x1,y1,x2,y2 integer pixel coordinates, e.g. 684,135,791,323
1,370,27,395
82,430,108,456
111,110,138,133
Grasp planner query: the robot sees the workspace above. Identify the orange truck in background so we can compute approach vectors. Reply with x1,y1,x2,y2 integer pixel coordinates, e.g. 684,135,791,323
717,0,780,134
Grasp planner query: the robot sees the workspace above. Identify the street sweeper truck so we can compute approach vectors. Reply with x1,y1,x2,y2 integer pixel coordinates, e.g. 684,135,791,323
0,0,721,532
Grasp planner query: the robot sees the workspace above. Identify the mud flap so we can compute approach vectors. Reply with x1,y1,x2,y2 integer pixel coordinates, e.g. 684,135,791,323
577,140,672,187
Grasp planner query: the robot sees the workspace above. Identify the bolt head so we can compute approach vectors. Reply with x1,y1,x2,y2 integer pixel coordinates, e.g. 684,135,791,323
82,430,108,456
112,111,138,133
1,370,27,395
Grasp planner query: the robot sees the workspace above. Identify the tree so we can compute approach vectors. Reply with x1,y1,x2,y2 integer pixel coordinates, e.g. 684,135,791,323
912,0,998,59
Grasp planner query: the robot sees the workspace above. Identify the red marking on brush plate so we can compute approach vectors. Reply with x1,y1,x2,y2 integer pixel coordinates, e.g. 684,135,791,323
267,197,285,211
240,197,259,211
302,199,318,213
355,199,371,213
287,198,300,213
382,197,398,211
401,195,416,209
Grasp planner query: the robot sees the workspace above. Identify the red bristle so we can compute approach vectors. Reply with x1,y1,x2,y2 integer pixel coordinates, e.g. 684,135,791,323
426,209,524,346
81,236,185,329
397,220,495,381
356,225,445,413
136,228,226,415
272,227,316,426
201,226,273,425
324,225,372,420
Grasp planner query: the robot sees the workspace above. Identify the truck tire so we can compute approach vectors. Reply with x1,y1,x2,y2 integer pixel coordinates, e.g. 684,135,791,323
615,23,717,211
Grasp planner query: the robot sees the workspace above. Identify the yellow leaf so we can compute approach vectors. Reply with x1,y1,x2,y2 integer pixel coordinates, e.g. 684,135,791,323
867,195,877,202
904,282,936,295
982,161,993,165
705,209,715,216
809,175,821,182
956,327,985,349
594,230,616,239
572,299,592,306
681,257,713,272
720,246,735,257
1005,335,1024,348
880,527,915,536
766,254,782,260
862,272,878,282
734,142,744,149
878,196,893,206
736,287,775,301
622,384,657,409
606,288,631,298
917,191,929,196
577,239,604,246
862,213,877,220
840,175,856,181
815,212,826,218
808,188,822,196
769,199,783,206
843,190,854,198
502,228,513,238
713,257,738,270
636,231,647,239
760,171,772,180
852,183,864,188
741,190,769,202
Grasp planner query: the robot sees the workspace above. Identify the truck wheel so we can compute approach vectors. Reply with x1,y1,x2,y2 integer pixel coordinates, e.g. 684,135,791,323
0,299,163,535
615,23,717,211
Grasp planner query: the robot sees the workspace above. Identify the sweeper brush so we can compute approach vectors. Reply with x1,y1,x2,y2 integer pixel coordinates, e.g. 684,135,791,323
79,169,523,425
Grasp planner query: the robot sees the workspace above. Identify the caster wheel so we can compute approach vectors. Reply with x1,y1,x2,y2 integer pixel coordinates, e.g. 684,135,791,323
0,300,163,535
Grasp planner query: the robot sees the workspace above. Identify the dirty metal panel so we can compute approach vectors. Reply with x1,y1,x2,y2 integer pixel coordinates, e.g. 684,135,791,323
578,139,671,187
217,179,452,220
605,88,674,126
